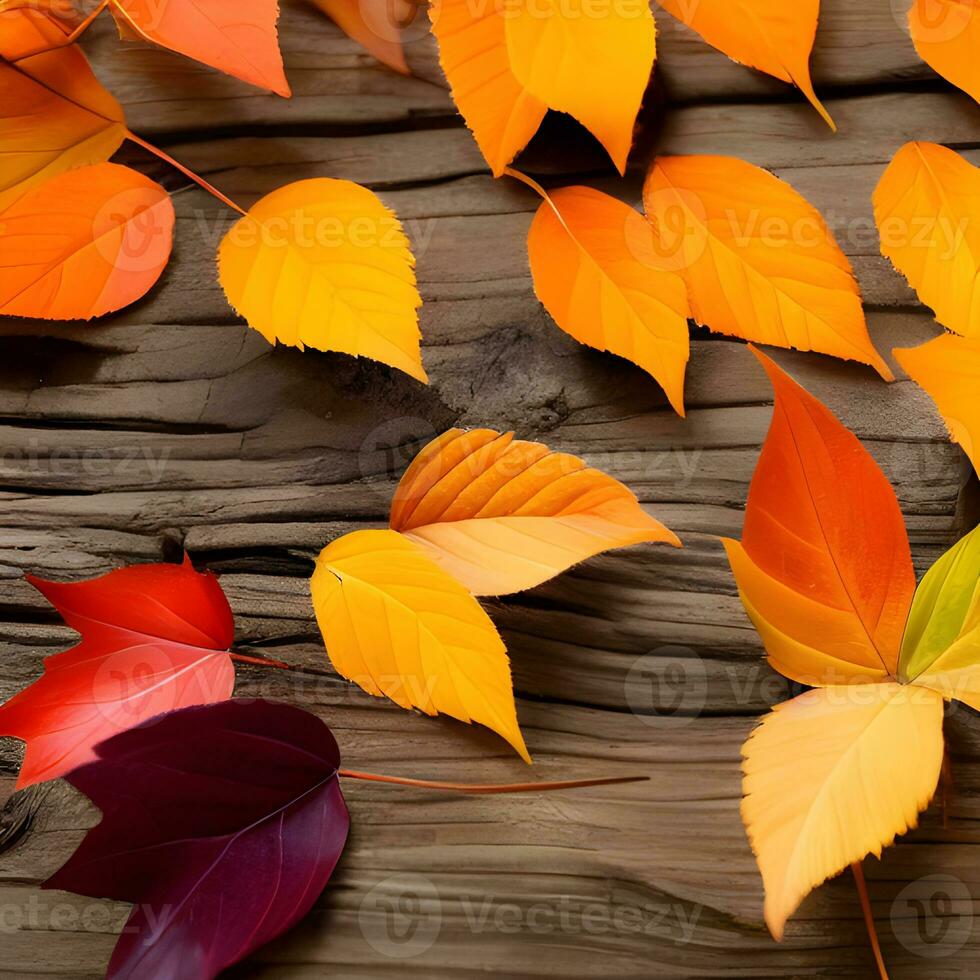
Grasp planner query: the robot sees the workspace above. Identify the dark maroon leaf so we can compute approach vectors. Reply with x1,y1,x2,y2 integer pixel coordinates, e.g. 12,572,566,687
44,699,349,980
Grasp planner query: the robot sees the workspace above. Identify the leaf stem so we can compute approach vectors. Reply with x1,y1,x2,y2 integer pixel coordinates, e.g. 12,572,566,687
125,132,247,215
10,0,109,59
338,769,648,794
229,651,293,670
851,861,890,980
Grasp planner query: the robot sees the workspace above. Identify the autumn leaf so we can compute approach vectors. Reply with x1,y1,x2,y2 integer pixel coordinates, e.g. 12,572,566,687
0,558,234,788
390,428,680,595
524,183,691,414
644,155,891,379
727,347,980,943
656,0,833,129
0,7,126,210
724,347,914,686
894,333,980,476
502,0,656,173
909,0,980,105
308,0,410,73
429,0,546,176
0,162,174,319
310,528,529,761
742,683,945,939
874,142,980,338
45,700,349,980
218,178,425,381
108,0,290,96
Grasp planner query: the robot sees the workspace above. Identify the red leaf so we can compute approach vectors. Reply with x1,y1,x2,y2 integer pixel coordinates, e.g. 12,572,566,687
0,557,235,788
45,700,350,980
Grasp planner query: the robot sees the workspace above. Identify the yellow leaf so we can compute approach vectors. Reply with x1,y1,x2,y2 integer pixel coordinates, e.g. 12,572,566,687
390,428,679,595
742,683,944,939
310,528,529,761
910,0,980,105
0,8,127,210
429,0,546,176
218,178,426,381
526,184,690,413
874,142,980,338
895,332,980,477
657,0,833,129
644,155,891,379
503,0,656,173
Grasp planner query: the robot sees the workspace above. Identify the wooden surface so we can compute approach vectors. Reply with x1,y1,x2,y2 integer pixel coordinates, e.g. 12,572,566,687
2,1,980,976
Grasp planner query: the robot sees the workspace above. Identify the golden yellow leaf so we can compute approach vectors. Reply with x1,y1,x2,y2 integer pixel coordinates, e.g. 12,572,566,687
390,428,679,595
0,8,127,210
429,0,546,176
503,0,656,173
644,155,891,378
657,0,833,129
526,184,690,413
910,0,980,105
874,142,980,338
895,332,980,475
742,683,944,939
218,178,426,381
310,528,529,761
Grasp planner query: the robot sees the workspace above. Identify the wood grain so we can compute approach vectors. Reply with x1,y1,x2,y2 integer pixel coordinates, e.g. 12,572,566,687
1,1,979,977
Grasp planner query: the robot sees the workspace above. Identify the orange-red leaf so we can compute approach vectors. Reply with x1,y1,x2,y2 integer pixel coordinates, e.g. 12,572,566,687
109,0,290,96
307,0,409,73
0,8,127,210
723,347,915,684
526,185,691,414
909,0,980,105
895,332,980,476
390,428,679,595
429,0,545,176
0,162,174,319
644,155,891,379
657,0,833,128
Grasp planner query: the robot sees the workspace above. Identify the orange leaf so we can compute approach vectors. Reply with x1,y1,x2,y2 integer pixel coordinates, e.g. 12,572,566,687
644,155,891,379
526,184,691,414
0,8,126,210
723,347,915,684
895,332,980,476
909,0,980,104
307,0,409,73
742,683,944,939
657,0,833,129
429,0,545,176
0,162,174,319
108,0,290,96
873,142,980,338
389,428,679,595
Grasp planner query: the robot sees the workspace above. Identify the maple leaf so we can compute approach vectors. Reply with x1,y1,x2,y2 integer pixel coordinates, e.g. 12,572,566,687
0,7,127,210
107,0,290,96
644,155,892,379
218,177,426,381
0,557,235,788
874,141,980,339
657,0,834,128
390,428,680,595
0,162,174,319
909,0,980,105
524,182,691,414
307,0,410,73
726,346,980,940
310,528,530,761
45,699,349,980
